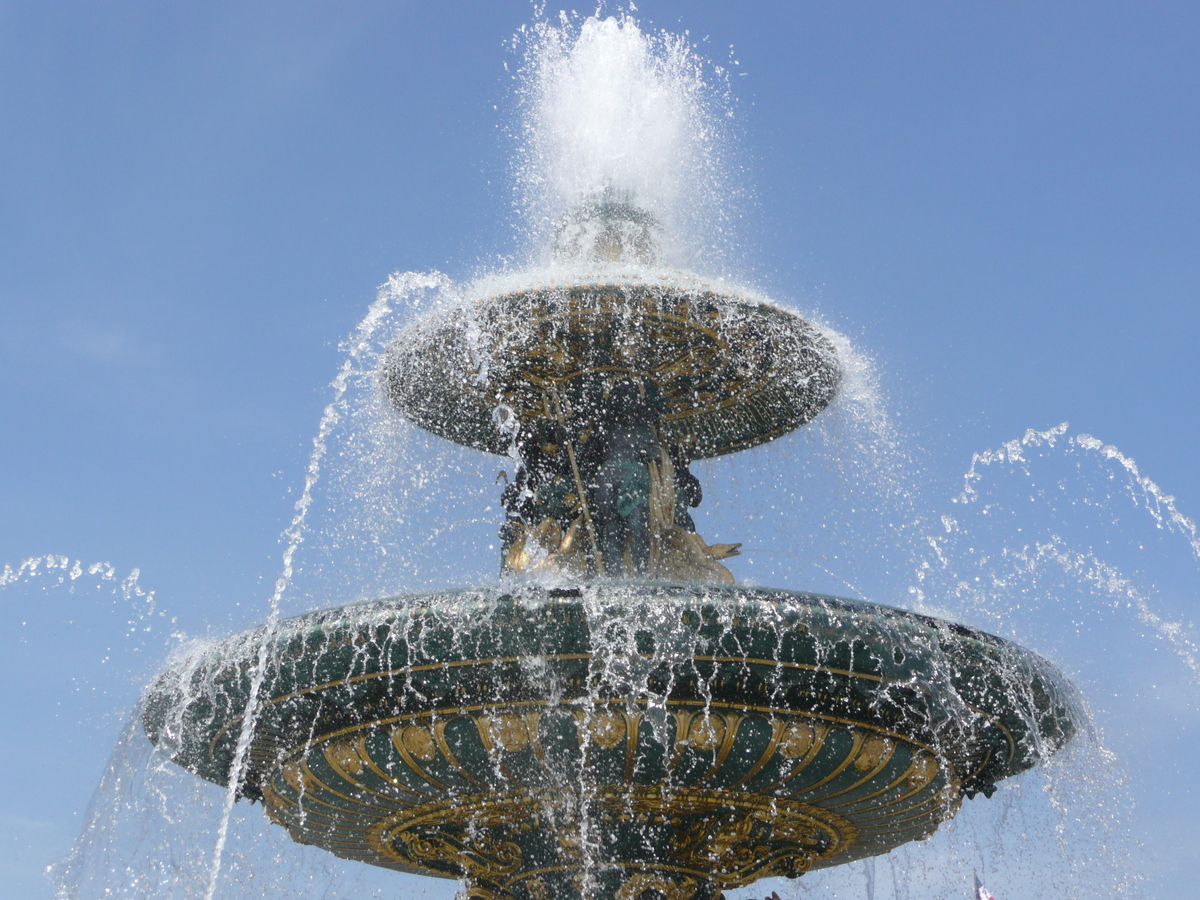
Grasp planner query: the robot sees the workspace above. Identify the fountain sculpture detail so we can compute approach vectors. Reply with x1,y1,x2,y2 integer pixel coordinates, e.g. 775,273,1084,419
142,196,1079,900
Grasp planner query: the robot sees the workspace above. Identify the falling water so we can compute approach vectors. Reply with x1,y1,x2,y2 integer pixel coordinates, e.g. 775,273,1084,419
0,557,162,898
511,11,738,270
1,555,154,600
198,269,429,900
46,9,1199,900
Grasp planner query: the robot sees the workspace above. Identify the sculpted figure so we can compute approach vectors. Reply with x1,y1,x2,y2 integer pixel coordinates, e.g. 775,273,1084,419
500,378,739,583
588,379,660,576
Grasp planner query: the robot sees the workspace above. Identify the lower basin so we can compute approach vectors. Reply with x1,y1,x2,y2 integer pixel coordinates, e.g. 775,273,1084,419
142,584,1080,900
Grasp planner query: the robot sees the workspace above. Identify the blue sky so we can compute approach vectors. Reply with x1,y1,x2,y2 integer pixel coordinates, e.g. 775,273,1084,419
1,3,1198,898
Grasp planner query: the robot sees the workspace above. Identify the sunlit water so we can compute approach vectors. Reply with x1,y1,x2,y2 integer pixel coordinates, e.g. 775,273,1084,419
25,9,1199,900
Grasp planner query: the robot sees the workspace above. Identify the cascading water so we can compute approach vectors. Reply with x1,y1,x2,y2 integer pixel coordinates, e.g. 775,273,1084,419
47,10,1198,900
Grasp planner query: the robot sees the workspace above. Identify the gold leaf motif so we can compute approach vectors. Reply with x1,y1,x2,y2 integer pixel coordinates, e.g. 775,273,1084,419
395,724,438,762
777,720,817,760
481,714,532,752
584,710,628,749
324,738,365,776
905,754,938,790
686,714,725,751
853,734,892,773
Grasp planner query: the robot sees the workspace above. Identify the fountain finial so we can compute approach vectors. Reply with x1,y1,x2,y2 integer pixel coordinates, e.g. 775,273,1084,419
552,188,660,266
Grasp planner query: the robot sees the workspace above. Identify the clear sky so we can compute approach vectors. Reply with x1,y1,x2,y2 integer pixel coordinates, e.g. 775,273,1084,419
1,3,1197,899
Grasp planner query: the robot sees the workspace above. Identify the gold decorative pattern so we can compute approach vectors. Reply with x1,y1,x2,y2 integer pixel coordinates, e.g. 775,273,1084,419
905,754,937,792
853,735,893,774
684,714,726,752
480,714,536,753
777,719,818,760
324,737,366,776
578,709,628,749
615,872,701,900
390,725,450,792
354,786,854,896
394,828,523,880
257,697,963,889
399,724,438,762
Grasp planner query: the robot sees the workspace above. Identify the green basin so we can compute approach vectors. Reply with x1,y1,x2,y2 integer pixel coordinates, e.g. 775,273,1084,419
143,584,1079,900
381,282,841,461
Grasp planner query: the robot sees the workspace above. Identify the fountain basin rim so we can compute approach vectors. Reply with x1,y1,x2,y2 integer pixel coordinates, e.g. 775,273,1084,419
381,279,841,459
143,583,1081,795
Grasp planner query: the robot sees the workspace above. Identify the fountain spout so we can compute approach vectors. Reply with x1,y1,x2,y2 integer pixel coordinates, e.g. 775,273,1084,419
551,190,660,267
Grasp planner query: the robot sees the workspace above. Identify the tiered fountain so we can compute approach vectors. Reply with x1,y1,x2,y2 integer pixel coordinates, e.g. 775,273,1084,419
141,16,1080,900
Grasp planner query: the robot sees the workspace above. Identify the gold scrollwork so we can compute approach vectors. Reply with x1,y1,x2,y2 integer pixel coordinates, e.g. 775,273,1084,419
361,784,852,892
670,795,846,885
392,827,523,879
324,737,366,776
398,724,438,762
615,872,702,900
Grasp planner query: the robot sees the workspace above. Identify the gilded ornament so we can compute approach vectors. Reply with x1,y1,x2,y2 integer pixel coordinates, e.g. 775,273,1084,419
324,738,365,775
583,709,628,749
776,719,818,760
392,825,523,878
853,734,892,773
397,724,439,762
905,754,937,790
685,713,726,752
480,714,534,752
615,872,701,900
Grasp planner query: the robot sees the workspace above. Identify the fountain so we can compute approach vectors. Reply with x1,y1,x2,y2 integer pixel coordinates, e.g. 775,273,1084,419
135,14,1084,900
